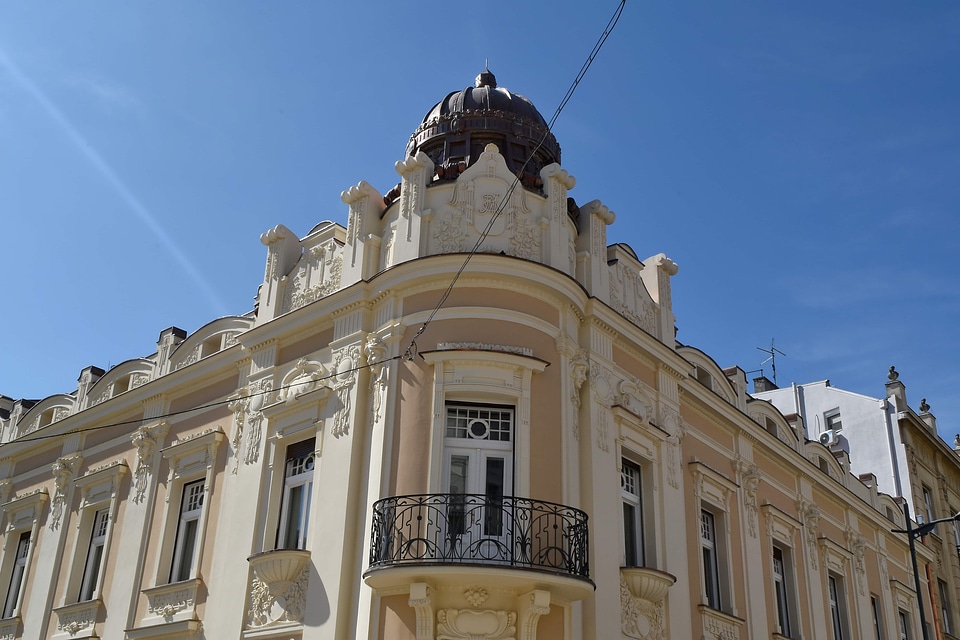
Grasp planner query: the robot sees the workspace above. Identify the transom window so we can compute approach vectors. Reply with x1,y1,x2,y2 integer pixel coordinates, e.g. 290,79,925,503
445,405,512,442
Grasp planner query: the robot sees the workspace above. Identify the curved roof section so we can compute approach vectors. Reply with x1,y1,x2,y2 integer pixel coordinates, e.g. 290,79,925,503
406,69,561,187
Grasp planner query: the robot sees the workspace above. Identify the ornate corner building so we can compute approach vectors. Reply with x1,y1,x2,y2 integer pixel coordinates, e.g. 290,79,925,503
0,70,937,640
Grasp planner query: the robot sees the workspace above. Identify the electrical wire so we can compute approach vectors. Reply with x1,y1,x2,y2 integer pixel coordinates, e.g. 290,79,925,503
1,0,626,448
403,0,626,360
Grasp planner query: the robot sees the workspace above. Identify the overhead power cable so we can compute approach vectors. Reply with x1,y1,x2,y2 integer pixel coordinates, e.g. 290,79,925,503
403,0,626,360
1,0,627,448
1,355,402,447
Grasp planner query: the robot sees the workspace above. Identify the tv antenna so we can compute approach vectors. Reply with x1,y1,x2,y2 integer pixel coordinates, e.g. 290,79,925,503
757,339,786,386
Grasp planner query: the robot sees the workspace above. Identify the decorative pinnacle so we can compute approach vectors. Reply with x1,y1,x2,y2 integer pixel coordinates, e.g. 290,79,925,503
887,365,899,381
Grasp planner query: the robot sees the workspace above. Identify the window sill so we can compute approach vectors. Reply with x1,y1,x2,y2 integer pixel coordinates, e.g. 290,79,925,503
0,616,21,638
139,578,202,627
698,605,744,640
52,599,102,639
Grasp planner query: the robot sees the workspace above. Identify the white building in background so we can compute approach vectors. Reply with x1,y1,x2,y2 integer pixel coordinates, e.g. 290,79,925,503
754,369,960,639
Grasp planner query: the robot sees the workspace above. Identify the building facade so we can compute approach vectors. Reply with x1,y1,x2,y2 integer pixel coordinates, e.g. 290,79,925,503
755,371,960,639
0,71,930,640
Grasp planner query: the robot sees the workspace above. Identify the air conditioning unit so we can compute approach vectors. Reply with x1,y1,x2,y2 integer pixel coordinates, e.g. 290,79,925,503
819,430,838,447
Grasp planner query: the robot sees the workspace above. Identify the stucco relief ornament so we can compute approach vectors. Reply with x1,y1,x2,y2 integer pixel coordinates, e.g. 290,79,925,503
591,369,615,452
733,459,761,538
244,379,272,465
49,454,81,531
659,407,683,489
436,609,516,640
568,350,589,441
845,528,868,595
617,379,654,424
620,576,666,640
364,337,389,424
796,498,821,570
131,425,165,503
246,565,309,629
331,346,361,438
227,390,248,475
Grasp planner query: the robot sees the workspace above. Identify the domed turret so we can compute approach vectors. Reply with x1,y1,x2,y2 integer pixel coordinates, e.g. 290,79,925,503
406,69,560,187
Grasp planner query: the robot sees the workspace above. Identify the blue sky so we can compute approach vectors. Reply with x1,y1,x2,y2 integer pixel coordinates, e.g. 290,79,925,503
1,2,958,442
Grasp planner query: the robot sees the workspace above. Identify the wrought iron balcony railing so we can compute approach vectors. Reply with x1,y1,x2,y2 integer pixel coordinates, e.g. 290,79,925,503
368,493,590,581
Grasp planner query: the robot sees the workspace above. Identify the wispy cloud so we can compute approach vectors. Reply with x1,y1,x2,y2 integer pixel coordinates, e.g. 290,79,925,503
66,72,143,115
0,46,229,315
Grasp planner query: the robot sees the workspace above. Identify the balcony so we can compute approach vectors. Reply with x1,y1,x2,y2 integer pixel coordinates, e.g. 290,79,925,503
364,494,593,600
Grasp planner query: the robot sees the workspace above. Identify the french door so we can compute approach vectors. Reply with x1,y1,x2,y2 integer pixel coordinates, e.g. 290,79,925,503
441,404,514,560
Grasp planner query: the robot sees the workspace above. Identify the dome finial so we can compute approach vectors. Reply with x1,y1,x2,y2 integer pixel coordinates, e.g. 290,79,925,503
475,65,496,88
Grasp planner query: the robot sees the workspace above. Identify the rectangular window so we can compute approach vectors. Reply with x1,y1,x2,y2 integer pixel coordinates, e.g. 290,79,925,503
898,610,912,640
939,580,952,635
922,485,935,524
701,509,721,610
78,509,109,602
829,574,848,640
2,532,30,618
872,595,885,640
170,480,205,583
773,545,793,637
621,459,644,567
825,409,842,432
277,438,315,550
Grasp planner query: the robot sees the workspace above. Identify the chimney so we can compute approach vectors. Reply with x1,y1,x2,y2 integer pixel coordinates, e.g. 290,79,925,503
753,376,778,393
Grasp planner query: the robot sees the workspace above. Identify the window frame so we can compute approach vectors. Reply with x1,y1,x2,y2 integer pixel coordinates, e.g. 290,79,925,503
700,508,722,610
63,461,127,605
155,428,223,586
922,485,935,524
422,349,546,498
691,462,736,616
169,479,205,583
871,594,885,640
938,579,952,636
276,437,317,550
898,609,913,640
828,573,850,640
0,490,47,621
772,544,797,638
78,508,109,602
620,457,645,568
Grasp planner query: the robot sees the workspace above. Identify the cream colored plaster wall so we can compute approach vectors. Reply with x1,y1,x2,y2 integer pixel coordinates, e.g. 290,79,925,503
168,375,238,415
277,327,335,364
681,406,735,452
612,345,657,390
393,358,433,496
379,595,417,639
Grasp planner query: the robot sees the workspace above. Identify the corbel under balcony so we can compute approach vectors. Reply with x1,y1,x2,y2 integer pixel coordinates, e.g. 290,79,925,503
244,549,311,637
52,599,101,639
619,567,676,604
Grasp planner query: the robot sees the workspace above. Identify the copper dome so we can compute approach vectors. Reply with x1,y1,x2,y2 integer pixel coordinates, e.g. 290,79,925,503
406,69,561,186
